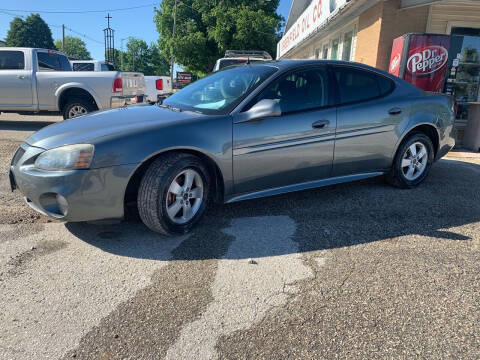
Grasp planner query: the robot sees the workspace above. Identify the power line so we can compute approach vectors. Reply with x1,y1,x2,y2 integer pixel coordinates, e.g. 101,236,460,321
64,26,104,45
0,3,157,15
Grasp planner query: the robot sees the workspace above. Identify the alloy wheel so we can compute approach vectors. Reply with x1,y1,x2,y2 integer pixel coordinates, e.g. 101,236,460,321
68,105,88,119
401,142,428,181
165,169,204,224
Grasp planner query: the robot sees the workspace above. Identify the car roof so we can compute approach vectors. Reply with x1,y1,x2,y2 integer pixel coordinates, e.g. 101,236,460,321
71,60,103,63
0,47,68,56
241,59,399,80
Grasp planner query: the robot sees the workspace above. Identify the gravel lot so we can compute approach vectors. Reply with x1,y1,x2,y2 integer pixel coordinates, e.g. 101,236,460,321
0,113,479,359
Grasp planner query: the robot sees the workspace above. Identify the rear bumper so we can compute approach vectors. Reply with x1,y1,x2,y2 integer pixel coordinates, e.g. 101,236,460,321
10,145,137,221
436,124,456,161
111,95,145,108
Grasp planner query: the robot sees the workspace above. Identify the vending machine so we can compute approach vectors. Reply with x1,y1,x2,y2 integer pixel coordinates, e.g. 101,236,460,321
389,33,480,127
388,33,451,93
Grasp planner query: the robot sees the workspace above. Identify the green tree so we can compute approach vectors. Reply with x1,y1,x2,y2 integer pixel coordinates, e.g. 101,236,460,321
121,38,170,75
54,36,92,59
6,13,55,49
5,17,26,47
154,0,283,76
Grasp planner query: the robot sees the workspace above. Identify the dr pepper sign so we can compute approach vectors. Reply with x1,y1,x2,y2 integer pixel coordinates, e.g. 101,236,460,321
389,34,450,93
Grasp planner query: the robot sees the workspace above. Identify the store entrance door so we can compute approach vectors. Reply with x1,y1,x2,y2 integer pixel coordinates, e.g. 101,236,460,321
444,32,480,142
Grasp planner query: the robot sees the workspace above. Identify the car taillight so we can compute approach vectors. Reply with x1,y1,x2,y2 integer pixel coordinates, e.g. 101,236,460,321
113,77,123,93
156,79,163,90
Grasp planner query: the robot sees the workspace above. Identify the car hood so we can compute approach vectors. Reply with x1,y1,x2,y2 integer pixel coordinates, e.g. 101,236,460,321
25,105,203,149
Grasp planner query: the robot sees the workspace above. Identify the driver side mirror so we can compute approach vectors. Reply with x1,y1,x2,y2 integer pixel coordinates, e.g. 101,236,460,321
244,99,281,122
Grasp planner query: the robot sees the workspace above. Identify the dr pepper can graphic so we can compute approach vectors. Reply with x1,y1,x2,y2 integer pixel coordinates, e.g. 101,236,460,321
389,33,451,93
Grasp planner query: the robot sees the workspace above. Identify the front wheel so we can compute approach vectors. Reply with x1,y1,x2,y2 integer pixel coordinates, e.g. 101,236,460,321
137,154,210,235
386,133,434,189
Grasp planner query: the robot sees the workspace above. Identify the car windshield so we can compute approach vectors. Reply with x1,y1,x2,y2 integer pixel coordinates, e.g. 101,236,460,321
163,65,277,115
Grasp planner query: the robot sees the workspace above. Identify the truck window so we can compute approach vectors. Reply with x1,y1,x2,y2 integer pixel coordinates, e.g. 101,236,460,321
73,63,94,71
38,52,72,71
0,51,25,70
101,63,115,71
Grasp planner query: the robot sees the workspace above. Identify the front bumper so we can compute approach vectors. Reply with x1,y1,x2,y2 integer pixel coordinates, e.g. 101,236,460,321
111,95,145,108
10,143,137,222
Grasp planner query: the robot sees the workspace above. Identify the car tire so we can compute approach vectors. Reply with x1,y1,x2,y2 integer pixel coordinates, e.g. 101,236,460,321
386,132,434,189
62,97,97,120
137,153,210,235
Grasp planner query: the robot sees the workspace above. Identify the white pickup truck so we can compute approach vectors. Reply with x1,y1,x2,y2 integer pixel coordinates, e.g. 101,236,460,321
144,76,173,103
0,48,145,119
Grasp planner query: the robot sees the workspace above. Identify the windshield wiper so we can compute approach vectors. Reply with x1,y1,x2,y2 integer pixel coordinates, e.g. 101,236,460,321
158,104,182,112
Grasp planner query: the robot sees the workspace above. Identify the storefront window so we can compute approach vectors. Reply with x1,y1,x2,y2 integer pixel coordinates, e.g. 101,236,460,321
452,27,480,37
331,39,339,60
322,44,329,59
343,31,353,61
444,34,480,123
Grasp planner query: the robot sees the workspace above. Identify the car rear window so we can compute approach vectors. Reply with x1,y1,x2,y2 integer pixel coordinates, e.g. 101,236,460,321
73,63,94,71
0,51,25,70
333,67,394,105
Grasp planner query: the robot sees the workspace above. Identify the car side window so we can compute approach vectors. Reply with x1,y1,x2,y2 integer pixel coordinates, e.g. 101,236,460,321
37,52,71,71
378,75,395,95
0,51,25,70
333,67,394,105
248,68,330,114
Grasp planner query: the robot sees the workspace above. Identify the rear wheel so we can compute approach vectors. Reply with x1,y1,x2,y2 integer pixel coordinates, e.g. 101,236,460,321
137,154,210,235
62,97,97,120
386,133,434,189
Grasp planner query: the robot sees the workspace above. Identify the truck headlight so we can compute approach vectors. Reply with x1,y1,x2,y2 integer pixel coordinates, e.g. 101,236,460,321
34,144,94,171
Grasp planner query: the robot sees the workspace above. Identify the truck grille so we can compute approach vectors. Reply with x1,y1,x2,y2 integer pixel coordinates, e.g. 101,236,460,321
11,146,26,166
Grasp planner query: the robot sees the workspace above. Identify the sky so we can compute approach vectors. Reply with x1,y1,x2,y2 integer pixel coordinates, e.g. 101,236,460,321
0,0,292,67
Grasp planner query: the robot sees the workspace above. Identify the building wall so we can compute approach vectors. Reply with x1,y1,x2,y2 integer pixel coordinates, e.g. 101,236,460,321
377,1,429,70
355,0,429,71
355,2,383,67
428,2,480,34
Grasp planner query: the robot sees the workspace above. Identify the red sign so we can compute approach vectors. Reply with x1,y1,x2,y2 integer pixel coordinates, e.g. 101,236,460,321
177,72,193,84
407,45,448,75
389,36,404,77
404,34,450,93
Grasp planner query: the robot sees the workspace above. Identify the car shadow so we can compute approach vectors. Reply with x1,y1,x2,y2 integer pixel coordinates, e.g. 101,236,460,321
0,120,56,131
66,158,480,261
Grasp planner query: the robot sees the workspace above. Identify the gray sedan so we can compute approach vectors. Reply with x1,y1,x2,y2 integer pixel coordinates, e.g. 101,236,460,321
10,60,455,235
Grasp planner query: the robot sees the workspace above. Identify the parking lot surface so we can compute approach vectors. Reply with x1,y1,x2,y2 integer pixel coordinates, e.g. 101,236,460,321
0,114,479,359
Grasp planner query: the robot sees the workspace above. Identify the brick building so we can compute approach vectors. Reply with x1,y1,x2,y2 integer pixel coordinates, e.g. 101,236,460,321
278,0,480,72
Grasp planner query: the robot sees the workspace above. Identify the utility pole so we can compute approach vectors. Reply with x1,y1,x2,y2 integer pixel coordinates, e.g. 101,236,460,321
170,0,178,85
120,37,128,71
62,24,65,52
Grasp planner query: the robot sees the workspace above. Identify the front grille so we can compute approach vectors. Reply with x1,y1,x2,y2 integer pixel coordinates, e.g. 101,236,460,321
11,146,26,166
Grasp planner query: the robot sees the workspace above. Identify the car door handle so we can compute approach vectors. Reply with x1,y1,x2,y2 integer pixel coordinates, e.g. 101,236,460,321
16,75,26,80
388,107,402,115
312,120,330,129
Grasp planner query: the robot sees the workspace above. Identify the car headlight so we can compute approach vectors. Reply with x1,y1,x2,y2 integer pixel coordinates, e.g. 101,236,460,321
34,144,94,171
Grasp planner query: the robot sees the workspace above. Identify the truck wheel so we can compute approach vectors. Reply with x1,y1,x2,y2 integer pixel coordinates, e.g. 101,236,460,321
137,153,211,235
62,97,97,120
386,133,434,189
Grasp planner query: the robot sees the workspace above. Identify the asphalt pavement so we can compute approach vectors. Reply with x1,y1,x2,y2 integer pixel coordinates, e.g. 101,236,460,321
0,113,479,359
